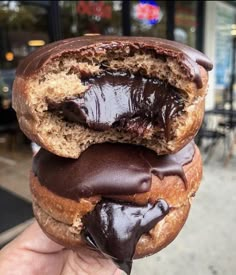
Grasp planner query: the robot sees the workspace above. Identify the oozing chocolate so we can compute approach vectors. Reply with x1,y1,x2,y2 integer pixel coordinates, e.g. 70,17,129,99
33,142,195,200
48,72,185,140
82,199,169,275
16,36,213,89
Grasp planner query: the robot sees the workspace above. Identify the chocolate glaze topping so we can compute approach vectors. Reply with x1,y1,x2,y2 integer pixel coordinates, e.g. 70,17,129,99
33,142,195,200
48,71,184,140
82,199,169,275
16,36,212,89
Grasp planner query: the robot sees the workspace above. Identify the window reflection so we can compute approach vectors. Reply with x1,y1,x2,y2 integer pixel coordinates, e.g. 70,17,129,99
174,1,197,47
60,1,122,37
0,1,49,70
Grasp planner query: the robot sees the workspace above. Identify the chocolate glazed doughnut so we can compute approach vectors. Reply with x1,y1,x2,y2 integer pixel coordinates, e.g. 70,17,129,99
12,36,212,275
12,36,212,158
31,142,202,274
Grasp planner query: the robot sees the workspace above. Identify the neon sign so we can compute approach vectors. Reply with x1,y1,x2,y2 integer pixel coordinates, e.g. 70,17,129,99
135,0,162,25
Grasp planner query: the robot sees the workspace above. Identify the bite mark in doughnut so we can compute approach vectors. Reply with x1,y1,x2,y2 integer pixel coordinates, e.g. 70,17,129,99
12,36,213,159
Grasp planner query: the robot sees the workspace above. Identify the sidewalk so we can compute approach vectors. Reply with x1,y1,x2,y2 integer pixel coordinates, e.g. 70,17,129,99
133,150,236,275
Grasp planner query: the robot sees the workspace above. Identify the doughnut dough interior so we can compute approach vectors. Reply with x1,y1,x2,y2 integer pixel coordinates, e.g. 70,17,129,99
13,37,211,158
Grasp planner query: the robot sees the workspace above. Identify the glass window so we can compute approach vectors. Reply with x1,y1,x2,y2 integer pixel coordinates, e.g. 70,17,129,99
174,1,197,47
214,2,235,107
0,1,49,70
130,1,167,38
60,1,122,38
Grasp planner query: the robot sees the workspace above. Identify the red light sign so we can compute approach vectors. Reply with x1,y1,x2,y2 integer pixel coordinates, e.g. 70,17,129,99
135,1,162,25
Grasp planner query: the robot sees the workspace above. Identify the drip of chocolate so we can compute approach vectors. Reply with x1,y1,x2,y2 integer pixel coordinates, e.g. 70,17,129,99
33,142,195,200
48,72,184,141
82,199,169,275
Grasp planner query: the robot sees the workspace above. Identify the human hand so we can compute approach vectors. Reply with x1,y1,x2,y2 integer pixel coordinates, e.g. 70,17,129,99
0,221,121,275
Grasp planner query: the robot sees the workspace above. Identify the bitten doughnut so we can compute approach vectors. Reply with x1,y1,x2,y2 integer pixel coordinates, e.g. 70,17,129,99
12,36,212,158
30,141,202,274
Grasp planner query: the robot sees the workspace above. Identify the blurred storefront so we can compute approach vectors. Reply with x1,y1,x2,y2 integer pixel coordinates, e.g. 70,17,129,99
0,1,205,70
0,0,236,116
60,1,202,49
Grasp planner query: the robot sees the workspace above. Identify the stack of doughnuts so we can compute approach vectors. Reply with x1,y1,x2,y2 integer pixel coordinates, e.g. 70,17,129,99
12,36,212,274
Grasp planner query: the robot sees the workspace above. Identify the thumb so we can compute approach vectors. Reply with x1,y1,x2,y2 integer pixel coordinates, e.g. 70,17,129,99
8,220,63,254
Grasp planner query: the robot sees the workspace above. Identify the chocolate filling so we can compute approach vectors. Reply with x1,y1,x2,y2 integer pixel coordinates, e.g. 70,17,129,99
48,71,185,141
33,142,195,200
82,199,169,275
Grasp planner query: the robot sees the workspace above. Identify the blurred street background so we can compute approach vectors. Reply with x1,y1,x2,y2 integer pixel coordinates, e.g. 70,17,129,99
0,1,236,275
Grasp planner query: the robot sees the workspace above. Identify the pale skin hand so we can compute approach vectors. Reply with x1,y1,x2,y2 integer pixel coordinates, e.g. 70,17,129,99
0,222,121,275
